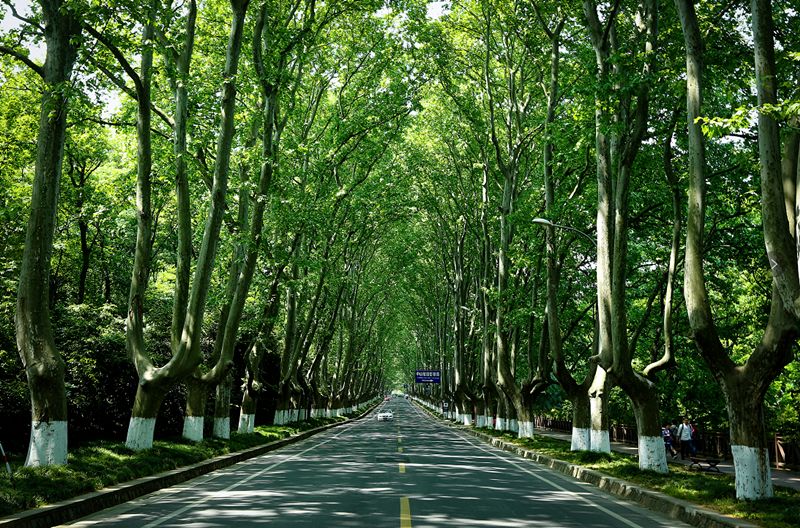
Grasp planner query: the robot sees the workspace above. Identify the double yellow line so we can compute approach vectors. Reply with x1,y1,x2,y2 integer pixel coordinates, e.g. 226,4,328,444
400,497,411,527
398,431,411,527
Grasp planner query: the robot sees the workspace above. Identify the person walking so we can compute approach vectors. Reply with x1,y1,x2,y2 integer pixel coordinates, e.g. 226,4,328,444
676,417,695,460
662,423,678,459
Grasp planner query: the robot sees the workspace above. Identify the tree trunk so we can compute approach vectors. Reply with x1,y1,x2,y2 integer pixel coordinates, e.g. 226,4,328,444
725,367,774,499
15,0,80,467
582,0,615,455
677,0,798,498
126,0,250,450
77,218,90,304
126,382,169,450
624,374,668,473
238,341,262,434
584,0,664,471
570,391,592,451
170,0,197,354
182,141,248,441
588,368,610,452
213,374,232,439
182,377,206,442
122,0,157,450
238,272,283,432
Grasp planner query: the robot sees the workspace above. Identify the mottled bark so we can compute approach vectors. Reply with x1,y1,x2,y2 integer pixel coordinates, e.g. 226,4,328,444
126,0,250,449
15,1,81,462
583,0,665,470
677,0,798,498
169,0,197,353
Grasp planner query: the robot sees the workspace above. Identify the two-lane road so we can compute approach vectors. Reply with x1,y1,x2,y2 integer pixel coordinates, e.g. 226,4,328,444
63,399,690,527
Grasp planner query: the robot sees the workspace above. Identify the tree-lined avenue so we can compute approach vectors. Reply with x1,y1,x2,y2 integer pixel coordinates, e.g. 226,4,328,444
2,0,799,516
60,399,690,527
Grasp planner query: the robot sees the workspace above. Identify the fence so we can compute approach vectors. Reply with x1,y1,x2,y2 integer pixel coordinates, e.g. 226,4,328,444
533,416,798,469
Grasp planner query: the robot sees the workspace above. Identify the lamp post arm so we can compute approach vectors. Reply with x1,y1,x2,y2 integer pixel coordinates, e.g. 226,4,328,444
532,217,595,245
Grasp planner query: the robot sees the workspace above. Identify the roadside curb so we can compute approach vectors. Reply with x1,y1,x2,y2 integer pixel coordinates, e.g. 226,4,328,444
413,401,757,528
0,404,377,528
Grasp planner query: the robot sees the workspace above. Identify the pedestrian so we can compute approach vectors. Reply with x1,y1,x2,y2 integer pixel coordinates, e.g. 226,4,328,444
662,422,678,459
676,417,695,460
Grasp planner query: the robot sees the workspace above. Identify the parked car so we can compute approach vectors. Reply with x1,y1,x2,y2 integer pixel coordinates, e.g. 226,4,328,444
376,409,394,421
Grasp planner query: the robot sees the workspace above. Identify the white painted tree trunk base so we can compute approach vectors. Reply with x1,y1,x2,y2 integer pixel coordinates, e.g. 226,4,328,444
238,413,255,434
591,429,610,453
25,421,68,466
213,417,230,439
462,415,472,426
126,417,156,451
518,421,533,438
510,419,518,433
182,416,204,442
638,435,668,473
731,445,773,499
496,417,506,431
571,427,591,451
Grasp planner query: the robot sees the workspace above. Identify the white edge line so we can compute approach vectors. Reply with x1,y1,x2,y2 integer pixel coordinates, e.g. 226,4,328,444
141,422,358,528
410,402,649,528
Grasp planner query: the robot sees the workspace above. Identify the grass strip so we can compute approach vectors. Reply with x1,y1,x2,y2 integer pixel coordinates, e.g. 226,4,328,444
0,415,350,518
475,427,799,528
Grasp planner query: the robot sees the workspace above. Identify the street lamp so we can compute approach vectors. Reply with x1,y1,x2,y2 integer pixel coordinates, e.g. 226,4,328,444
532,217,595,245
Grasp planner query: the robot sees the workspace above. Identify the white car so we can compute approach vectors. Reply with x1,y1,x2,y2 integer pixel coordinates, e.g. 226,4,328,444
376,409,394,421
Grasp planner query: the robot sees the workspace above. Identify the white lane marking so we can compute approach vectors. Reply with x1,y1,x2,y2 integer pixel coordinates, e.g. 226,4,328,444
141,421,359,528
462,435,646,528
407,402,650,528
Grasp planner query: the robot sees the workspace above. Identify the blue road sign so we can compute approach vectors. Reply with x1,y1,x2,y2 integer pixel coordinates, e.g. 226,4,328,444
415,369,441,383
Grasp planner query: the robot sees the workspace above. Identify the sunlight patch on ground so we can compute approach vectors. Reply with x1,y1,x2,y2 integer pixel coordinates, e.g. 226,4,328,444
416,514,549,527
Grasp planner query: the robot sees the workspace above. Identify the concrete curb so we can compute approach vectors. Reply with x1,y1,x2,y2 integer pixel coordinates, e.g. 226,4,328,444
414,401,757,528
0,404,377,528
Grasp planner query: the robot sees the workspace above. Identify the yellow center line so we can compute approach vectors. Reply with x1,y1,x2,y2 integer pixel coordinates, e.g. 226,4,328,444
399,462,406,473
400,497,412,528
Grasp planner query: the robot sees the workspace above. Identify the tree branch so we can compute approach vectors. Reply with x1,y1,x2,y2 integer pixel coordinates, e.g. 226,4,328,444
0,45,44,78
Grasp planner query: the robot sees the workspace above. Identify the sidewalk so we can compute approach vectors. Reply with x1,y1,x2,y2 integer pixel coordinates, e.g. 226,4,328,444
531,426,800,492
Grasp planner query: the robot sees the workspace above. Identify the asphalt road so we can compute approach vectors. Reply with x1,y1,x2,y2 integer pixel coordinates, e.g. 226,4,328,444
62,399,691,527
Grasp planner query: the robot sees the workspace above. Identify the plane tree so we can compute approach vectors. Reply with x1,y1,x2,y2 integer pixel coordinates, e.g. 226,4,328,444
676,0,800,499
416,0,552,437
80,0,253,449
179,0,336,441
0,0,82,465
532,1,601,452
579,0,681,472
